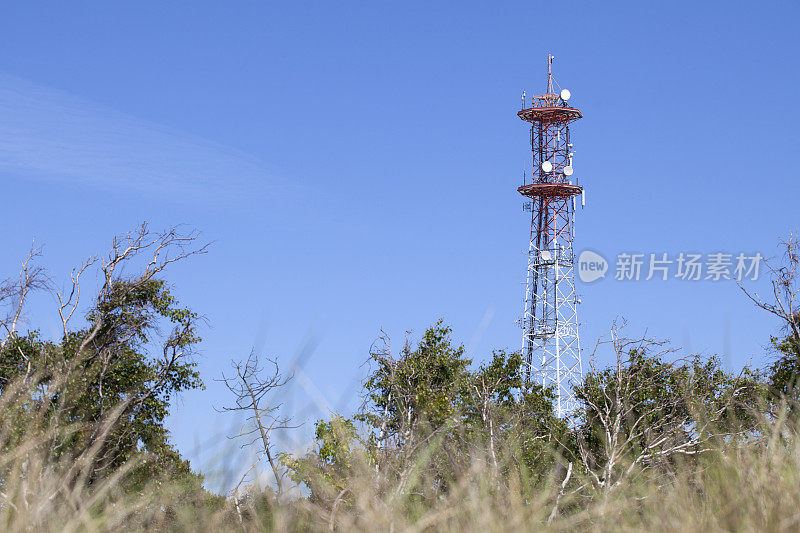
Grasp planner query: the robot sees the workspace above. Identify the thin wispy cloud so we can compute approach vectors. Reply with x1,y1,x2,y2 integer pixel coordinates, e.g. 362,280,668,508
0,72,276,203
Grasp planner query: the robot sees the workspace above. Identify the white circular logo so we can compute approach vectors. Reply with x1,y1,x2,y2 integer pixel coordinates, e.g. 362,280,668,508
577,250,608,283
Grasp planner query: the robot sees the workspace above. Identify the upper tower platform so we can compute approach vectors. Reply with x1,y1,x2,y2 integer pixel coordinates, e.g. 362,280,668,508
517,99,582,124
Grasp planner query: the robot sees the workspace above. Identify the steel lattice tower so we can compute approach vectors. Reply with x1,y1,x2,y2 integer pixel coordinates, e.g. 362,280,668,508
518,55,583,417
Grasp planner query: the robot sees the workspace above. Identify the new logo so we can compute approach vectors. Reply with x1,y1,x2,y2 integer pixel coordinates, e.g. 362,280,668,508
578,250,608,283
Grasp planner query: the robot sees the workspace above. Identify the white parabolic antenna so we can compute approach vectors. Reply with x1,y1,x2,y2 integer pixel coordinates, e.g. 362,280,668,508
560,89,571,101
541,161,553,173
563,165,574,176
540,250,552,261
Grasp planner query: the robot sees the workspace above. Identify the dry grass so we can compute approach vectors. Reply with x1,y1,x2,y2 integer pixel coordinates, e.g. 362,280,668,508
1,367,799,532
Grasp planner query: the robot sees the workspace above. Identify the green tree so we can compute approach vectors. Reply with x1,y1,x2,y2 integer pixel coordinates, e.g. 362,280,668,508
0,224,208,488
460,350,570,482
360,321,471,449
282,415,362,504
285,322,571,504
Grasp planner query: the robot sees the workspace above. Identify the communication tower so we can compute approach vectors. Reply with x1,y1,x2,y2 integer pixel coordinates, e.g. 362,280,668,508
517,54,583,416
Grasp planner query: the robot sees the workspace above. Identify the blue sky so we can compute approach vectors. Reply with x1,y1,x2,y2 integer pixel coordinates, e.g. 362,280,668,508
1,1,798,485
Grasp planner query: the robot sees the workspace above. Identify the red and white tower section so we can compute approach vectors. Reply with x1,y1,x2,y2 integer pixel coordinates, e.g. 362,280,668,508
518,55,583,416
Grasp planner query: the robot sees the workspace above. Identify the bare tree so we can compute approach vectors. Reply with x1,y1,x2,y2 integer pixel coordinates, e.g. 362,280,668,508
468,371,503,472
220,352,295,497
0,244,49,350
740,233,800,346
363,329,398,455
56,256,97,340
575,320,758,493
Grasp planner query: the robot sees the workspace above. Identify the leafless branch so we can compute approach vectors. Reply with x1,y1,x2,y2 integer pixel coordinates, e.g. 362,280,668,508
219,352,295,496
56,257,98,339
739,233,800,345
576,319,756,493
76,223,210,357
0,244,49,348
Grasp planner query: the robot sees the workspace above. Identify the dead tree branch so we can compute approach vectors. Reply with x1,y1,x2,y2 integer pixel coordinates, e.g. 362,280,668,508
219,352,295,496
739,233,800,345
0,244,49,348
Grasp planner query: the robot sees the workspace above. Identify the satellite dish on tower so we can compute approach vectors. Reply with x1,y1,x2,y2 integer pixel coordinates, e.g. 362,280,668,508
560,89,571,101
563,165,574,176
541,161,553,173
